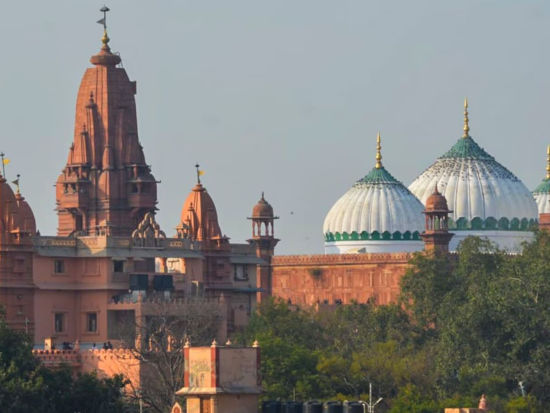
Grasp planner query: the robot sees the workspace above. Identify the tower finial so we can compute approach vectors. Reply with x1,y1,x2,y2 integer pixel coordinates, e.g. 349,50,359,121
195,163,204,184
546,145,550,180
12,174,20,194
375,132,382,169
463,98,470,138
97,6,110,47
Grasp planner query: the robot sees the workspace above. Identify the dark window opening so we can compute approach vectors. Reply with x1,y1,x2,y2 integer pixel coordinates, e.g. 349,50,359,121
54,313,65,333
113,260,124,273
54,260,65,274
86,313,97,332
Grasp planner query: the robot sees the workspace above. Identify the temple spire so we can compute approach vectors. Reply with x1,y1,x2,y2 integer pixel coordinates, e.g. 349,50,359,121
375,132,382,169
463,98,470,138
546,145,550,180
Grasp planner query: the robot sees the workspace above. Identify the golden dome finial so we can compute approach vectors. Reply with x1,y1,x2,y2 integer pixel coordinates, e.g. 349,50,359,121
102,29,110,46
463,98,470,138
375,131,382,169
546,144,550,180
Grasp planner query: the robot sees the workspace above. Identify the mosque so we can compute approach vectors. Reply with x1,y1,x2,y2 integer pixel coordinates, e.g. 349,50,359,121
270,101,549,307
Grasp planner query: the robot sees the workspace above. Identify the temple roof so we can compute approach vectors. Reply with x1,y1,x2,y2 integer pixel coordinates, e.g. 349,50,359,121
177,183,223,242
56,24,157,236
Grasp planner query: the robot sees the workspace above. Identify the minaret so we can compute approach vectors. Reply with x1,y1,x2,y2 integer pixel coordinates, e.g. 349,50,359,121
535,145,550,231
421,185,454,253
248,193,279,302
56,8,157,236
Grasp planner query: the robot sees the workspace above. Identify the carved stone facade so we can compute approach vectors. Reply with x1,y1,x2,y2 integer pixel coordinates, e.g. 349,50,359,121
56,32,157,237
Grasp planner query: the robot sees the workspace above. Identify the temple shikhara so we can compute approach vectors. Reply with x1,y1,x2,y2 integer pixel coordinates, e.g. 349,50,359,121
1,8,550,407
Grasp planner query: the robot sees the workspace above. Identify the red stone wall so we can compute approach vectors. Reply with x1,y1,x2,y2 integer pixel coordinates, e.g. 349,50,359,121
271,253,413,307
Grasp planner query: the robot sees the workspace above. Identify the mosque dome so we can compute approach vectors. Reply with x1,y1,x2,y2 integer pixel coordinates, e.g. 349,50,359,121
532,145,550,214
323,134,425,254
408,100,538,251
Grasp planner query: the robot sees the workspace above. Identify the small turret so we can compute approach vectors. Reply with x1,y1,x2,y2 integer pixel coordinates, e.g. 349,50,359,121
421,185,454,253
248,193,279,302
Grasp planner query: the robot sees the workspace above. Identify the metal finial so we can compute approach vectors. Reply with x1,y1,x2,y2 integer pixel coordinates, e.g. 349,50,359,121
546,145,550,180
375,132,382,169
195,163,201,184
463,98,470,138
97,6,110,46
12,174,20,194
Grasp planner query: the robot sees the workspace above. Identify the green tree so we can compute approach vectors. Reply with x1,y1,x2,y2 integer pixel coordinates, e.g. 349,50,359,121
0,311,129,413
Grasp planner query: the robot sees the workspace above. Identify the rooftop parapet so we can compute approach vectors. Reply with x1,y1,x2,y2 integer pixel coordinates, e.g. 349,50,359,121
33,235,202,258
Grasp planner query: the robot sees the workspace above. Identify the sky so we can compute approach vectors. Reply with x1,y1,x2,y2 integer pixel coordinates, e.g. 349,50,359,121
1,1,550,254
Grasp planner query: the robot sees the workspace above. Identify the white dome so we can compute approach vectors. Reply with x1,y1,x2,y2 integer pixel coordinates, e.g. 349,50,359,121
323,166,425,253
409,136,538,229
533,179,550,214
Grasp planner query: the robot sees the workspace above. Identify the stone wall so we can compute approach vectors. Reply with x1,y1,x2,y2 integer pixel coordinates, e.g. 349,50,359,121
271,253,413,307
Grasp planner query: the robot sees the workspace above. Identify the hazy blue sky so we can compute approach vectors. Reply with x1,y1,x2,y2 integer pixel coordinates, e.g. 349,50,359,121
1,1,550,254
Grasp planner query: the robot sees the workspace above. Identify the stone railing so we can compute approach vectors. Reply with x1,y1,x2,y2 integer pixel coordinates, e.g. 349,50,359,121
34,237,77,248
34,235,200,251
272,252,413,266
33,349,81,366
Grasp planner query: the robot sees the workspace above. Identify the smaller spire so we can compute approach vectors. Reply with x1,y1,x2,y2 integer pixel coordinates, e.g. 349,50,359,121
463,98,470,138
546,145,550,180
375,132,382,169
